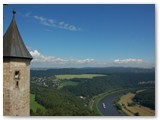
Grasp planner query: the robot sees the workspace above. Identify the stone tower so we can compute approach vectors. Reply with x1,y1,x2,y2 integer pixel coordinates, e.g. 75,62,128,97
3,10,32,116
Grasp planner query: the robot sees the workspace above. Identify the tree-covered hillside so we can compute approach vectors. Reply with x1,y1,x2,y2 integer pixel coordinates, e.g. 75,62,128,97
64,73,155,97
30,68,155,116
30,83,96,116
133,88,155,110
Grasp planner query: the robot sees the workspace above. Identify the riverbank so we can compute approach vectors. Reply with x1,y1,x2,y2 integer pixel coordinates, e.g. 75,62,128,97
90,87,154,116
117,91,155,116
91,89,129,115
91,88,150,116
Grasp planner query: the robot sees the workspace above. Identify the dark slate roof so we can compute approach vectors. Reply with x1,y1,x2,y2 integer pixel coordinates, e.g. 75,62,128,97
3,16,33,60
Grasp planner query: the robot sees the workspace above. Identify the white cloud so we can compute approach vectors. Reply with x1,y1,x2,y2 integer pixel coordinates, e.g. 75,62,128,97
29,51,154,68
30,50,41,57
112,58,154,68
77,59,95,64
30,50,95,65
113,58,144,64
33,15,81,31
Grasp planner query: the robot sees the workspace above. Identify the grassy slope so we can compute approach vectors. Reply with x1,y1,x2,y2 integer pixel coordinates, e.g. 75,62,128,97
55,74,106,80
30,93,46,112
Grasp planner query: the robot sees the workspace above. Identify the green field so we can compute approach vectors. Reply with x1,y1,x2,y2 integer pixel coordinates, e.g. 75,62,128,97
30,93,46,112
62,81,79,86
58,81,79,89
55,74,106,80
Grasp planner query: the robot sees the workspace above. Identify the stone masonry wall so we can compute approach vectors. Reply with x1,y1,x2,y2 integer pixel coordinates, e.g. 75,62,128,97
3,58,31,116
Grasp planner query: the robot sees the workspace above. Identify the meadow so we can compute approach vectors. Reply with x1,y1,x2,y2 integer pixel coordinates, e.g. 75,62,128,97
56,74,106,89
55,74,106,80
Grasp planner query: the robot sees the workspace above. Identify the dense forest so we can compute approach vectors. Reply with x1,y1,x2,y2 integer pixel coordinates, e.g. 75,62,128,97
30,67,155,116
30,83,96,116
133,88,155,110
64,73,155,97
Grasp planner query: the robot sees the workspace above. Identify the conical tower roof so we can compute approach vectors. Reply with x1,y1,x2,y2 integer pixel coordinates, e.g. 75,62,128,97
3,11,33,60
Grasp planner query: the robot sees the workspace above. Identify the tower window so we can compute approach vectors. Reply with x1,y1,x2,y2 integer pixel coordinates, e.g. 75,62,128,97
14,71,20,80
14,71,20,88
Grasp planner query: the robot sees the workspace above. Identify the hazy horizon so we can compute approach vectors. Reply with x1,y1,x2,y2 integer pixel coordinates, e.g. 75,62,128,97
30,66,155,69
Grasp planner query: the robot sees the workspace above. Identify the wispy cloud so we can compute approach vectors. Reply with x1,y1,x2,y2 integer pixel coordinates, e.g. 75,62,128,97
24,12,32,17
44,29,52,32
30,50,95,65
19,12,81,31
18,11,32,18
33,15,81,31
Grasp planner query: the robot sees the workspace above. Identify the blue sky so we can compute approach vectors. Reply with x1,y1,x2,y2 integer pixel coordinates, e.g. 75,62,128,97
3,4,155,68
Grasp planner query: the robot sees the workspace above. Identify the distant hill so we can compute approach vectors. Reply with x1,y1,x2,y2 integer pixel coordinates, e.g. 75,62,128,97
31,67,155,77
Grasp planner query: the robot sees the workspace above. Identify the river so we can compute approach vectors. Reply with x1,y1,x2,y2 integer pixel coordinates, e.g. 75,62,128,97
98,90,130,116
